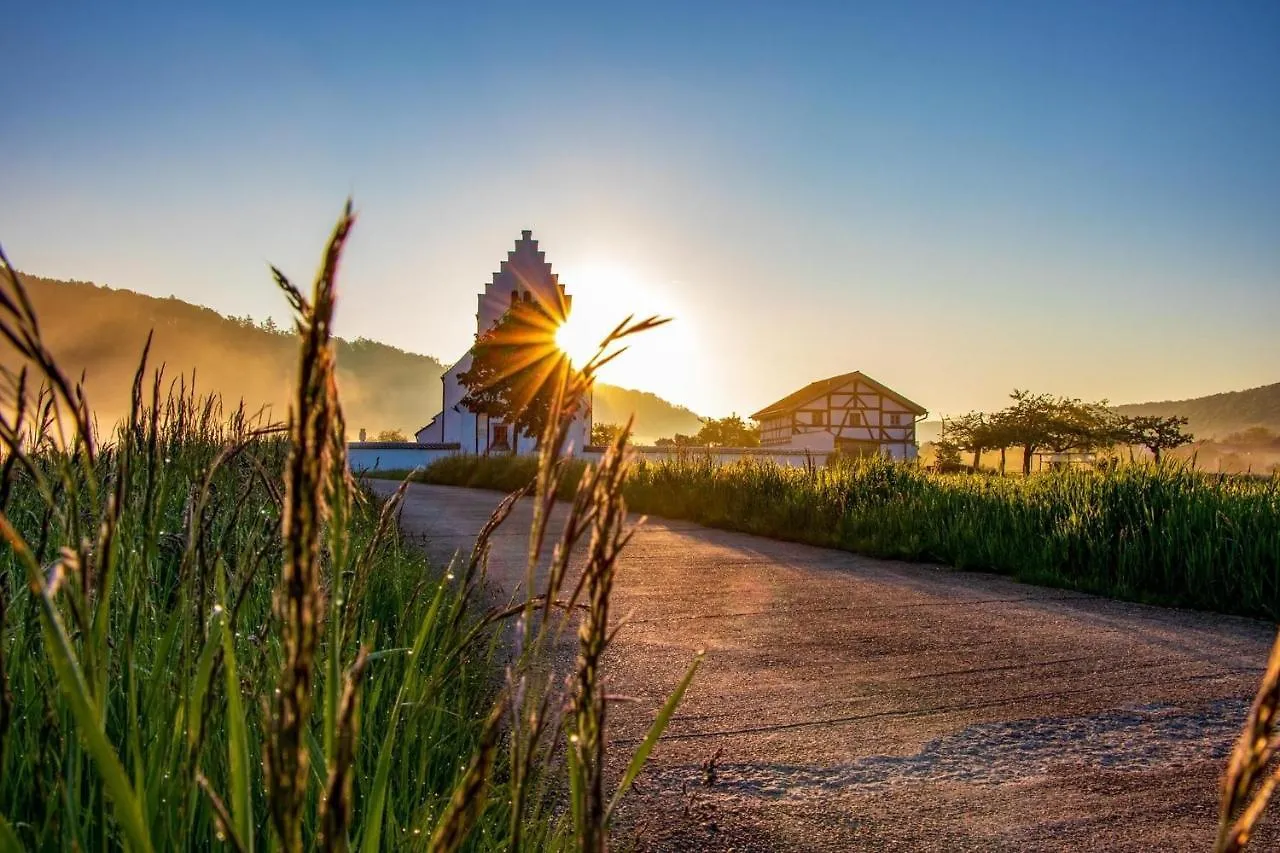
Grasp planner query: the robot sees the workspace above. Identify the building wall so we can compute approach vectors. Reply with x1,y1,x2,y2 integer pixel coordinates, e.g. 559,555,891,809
579,445,837,467
417,231,589,455
760,376,920,456
348,443,461,472
476,231,571,333
348,441,924,474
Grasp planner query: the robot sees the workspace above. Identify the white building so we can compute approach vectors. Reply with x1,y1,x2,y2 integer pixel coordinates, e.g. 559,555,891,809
415,230,591,455
751,371,926,460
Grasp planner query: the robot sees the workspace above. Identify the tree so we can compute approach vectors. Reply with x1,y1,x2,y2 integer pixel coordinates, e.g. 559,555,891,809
694,414,760,447
1000,390,1116,474
457,299,578,448
1223,426,1280,448
931,438,964,472
1114,415,1194,463
944,412,1002,471
652,416,759,449
375,428,408,442
591,422,623,446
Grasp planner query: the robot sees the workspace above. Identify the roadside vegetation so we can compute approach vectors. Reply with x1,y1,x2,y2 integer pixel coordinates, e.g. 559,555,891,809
404,453,1280,620
0,207,696,851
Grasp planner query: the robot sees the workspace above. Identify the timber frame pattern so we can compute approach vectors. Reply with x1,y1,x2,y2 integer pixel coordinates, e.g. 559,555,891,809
751,371,927,458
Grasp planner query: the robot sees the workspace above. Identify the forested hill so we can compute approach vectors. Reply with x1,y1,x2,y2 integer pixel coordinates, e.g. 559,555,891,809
5,274,705,441
1115,383,1280,438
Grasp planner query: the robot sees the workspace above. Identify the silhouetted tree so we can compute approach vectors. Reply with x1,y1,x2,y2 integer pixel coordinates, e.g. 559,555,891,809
374,428,408,442
1114,415,1194,463
591,422,623,446
694,414,760,447
457,299,577,448
932,437,964,472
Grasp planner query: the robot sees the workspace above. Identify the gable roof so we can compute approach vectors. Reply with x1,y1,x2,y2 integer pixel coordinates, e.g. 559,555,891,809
750,371,927,420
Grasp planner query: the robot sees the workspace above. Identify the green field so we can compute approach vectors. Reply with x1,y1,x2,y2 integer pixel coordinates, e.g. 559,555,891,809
0,211,696,852
0,393,572,849
400,453,1280,620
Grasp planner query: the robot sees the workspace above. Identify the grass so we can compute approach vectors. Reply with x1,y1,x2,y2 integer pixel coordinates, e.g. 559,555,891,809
0,205,695,852
409,452,1280,620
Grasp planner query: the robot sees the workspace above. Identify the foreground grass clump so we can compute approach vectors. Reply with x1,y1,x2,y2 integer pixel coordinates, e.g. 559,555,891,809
0,215,550,850
417,453,1280,619
0,204,695,852
0,394,529,850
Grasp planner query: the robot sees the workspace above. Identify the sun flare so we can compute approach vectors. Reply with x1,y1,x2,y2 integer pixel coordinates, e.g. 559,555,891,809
555,313,604,368
551,261,699,408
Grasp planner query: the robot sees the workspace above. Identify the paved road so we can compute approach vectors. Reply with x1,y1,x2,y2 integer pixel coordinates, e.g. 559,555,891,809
376,481,1276,851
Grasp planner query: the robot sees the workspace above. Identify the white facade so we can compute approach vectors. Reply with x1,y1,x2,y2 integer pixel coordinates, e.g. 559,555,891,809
415,230,590,455
350,443,840,474
752,371,926,460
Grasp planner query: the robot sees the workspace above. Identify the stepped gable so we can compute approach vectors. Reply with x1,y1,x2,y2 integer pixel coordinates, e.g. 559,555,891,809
476,229,571,335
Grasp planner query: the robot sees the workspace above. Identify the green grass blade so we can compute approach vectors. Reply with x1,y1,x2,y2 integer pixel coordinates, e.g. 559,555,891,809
606,653,702,820
0,813,24,853
0,513,153,853
218,569,254,853
37,592,155,853
188,605,225,751
358,580,448,853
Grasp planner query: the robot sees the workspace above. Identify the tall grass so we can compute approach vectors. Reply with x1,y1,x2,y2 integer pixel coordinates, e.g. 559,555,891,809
0,207,696,851
416,453,1280,619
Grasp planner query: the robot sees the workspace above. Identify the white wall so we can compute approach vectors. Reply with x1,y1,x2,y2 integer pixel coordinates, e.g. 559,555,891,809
580,445,833,467
348,443,461,472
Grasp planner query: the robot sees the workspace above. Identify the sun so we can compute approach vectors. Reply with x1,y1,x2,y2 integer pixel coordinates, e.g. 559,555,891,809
551,261,698,406
555,312,605,368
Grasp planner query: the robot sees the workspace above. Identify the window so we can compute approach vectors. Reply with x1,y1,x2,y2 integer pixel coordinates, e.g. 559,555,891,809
811,411,826,426
888,414,902,426
846,412,864,426
492,424,510,450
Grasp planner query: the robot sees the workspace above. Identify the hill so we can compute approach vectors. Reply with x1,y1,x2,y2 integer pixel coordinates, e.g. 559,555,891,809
1115,383,1280,439
592,385,702,443
5,274,704,441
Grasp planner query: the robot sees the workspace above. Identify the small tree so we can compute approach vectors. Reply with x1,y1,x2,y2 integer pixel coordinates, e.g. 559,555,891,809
457,299,578,448
694,414,760,448
1115,414,1193,463
947,411,1003,471
932,438,964,472
374,428,408,442
591,422,623,446
1000,390,1116,474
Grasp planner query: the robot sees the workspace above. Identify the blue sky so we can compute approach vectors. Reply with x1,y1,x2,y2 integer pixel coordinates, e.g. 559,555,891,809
3,1,1278,416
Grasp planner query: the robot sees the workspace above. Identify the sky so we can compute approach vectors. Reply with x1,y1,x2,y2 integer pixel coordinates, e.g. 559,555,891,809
3,1,1279,418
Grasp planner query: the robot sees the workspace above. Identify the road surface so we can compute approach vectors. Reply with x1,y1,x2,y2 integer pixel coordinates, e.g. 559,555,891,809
375,481,1276,852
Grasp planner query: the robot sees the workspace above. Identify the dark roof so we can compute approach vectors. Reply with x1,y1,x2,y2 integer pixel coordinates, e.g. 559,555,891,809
750,371,927,420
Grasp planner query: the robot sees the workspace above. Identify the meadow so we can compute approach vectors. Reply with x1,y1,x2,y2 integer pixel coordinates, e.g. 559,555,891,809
0,209,694,852
403,453,1280,620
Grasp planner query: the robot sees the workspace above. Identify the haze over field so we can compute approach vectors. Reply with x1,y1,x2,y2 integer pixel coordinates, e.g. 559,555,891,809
4,2,1279,419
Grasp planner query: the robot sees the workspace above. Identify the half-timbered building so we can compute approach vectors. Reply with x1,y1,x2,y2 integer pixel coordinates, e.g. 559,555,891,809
751,372,927,460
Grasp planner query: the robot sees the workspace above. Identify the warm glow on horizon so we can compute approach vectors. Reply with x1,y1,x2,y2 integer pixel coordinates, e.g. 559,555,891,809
554,261,701,407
